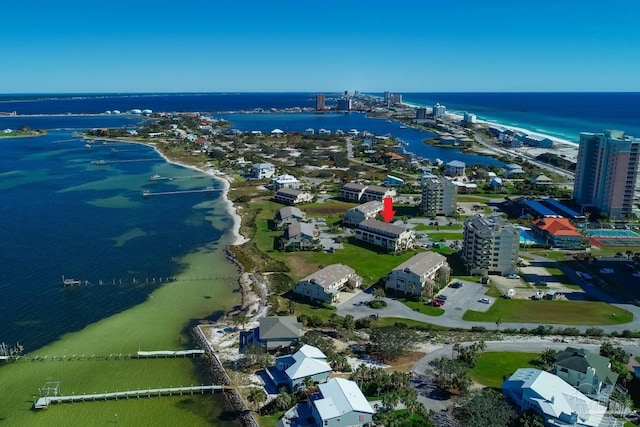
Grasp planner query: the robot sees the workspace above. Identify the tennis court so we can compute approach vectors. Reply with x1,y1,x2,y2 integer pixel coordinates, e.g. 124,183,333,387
586,229,640,247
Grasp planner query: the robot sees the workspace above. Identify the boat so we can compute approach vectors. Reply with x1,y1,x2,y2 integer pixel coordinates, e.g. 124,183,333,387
142,190,151,198
62,276,82,287
91,160,106,165
150,174,161,181
84,144,91,148
399,125,407,129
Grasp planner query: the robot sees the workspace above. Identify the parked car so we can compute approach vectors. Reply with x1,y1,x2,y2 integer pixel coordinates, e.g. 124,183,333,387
600,268,614,274
506,274,519,279
478,297,491,304
450,281,463,288
430,300,442,307
436,295,448,301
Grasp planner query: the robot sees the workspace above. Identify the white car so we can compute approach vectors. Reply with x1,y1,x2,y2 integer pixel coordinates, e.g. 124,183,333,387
506,274,519,279
599,268,614,274
479,297,491,304
632,271,640,278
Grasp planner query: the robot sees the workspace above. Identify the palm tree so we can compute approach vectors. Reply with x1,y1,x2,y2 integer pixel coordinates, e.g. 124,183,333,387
247,388,267,412
496,318,503,330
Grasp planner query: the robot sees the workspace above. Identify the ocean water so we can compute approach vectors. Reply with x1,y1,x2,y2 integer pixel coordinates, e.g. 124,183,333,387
399,92,640,143
0,123,231,351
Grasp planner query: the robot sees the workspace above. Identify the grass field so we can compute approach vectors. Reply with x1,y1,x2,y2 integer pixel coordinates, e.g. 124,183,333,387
462,300,633,325
413,224,462,231
402,300,445,316
470,352,539,388
426,232,464,241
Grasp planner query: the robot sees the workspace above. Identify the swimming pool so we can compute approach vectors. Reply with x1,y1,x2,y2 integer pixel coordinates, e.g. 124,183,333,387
518,228,545,245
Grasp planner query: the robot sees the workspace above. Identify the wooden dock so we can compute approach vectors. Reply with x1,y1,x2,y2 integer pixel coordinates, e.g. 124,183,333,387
136,349,204,358
35,384,229,409
142,187,218,197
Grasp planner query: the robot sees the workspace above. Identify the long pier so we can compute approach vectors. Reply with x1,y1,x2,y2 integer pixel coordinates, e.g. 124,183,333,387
150,174,206,182
136,349,204,358
34,384,229,409
142,187,218,197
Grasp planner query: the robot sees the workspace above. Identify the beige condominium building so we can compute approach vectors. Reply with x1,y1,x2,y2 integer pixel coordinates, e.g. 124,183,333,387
420,173,457,217
462,214,519,276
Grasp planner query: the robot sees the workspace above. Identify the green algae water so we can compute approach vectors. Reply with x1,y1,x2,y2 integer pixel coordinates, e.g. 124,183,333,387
0,124,243,426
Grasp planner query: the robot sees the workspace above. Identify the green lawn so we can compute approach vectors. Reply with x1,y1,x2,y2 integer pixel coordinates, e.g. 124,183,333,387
462,299,633,325
402,300,445,316
470,352,540,388
457,195,490,202
413,223,462,231
426,232,464,241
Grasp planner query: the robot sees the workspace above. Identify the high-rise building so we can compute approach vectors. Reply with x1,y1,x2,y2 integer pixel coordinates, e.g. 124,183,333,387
416,108,428,120
433,103,446,117
461,215,519,276
384,91,391,104
390,93,402,105
337,98,352,111
573,130,640,220
315,94,325,111
420,174,457,217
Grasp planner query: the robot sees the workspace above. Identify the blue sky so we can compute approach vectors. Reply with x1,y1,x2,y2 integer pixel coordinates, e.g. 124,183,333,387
2,0,640,93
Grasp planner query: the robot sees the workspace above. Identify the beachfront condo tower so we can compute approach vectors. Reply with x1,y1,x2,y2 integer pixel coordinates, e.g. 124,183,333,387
420,174,457,217
461,215,519,276
573,130,640,220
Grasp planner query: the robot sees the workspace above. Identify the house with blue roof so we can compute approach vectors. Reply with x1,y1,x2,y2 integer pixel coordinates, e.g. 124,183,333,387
266,345,332,392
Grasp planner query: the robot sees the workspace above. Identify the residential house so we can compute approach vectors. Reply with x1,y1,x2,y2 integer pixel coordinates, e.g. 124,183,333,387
502,163,526,178
272,174,301,190
530,174,553,186
239,316,303,350
355,219,415,253
503,368,615,427
361,185,396,202
271,128,284,137
273,188,314,205
451,180,478,193
293,264,362,303
531,217,582,249
343,201,383,226
309,378,375,427
252,162,276,179
340,182,368,202
490,177,503,190
445,160,466,177
281,221,321,251
268,345,332,392
552,347,619,397
274,206,306,228
304,128,315,136
386,252,450,297
382,151,405,164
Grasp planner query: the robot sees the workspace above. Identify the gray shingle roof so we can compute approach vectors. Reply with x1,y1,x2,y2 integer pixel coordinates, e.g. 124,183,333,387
301,264,355,288
393,251,446,276
358,218,406,237
259,316,303,340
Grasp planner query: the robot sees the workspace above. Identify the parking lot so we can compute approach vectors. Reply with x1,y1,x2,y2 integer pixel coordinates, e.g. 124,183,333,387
433,280,494,313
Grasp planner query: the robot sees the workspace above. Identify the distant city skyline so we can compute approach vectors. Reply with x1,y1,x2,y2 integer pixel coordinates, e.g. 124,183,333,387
2,1,640,93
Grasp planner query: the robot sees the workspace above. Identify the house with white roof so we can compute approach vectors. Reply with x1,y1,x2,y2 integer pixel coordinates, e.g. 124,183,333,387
343,201,383,227
268,344,332,392
355,219,415,253
304,128,315,136
251,162,276,179
272,174,301,190
386,251,450,297
445,160,466,177
318,128,331,135
502,368,616,427
308,378,375,427
531,174,553,186
271,128,284,137
293,264,362,303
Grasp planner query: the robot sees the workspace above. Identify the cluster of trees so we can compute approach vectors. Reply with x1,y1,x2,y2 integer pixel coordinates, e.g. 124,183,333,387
432,341,486,396
452,389,544,427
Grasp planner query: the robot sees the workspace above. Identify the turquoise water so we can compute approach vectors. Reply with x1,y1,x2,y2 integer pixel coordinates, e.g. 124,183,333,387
0,124,233,351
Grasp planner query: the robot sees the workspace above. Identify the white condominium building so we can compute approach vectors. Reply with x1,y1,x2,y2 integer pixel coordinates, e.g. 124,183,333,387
462,214,519,276
420,174,457,217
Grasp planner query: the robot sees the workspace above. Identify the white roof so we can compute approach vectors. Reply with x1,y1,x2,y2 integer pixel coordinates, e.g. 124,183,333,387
447,160,466,167
285,346,331,380
298,344,326,359
314,378,374,421
503,369,608,427
271,128,284,133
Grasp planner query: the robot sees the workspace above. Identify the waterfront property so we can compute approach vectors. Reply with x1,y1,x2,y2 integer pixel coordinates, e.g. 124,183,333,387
552,347,618,399
531,217,582,249
503,368,616,427
343,201,383,227
502,163,526,178
420,173,457,217
308,378,374,427
444,160,466,177
462,215,519,276
573,130,640,221
355,219,415,253
385,251,450,297
240,316,303,350
272,174,301,190
267,344,332,392
281,221,321,251
274,206,306,229
251,162,276,179
293,264,362,304
273,187,314,205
